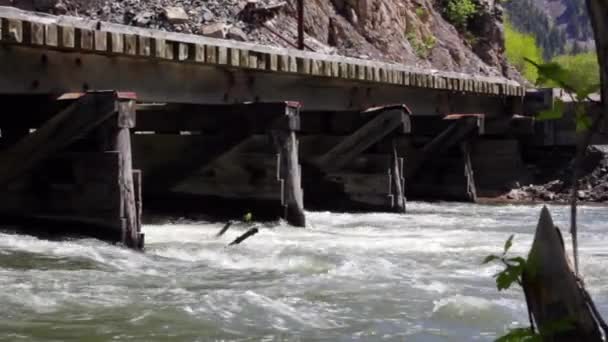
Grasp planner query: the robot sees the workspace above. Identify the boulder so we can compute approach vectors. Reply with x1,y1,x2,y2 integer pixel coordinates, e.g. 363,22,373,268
201,23,228,39
132,11,154,26
163,6,189,24
227,26,248,42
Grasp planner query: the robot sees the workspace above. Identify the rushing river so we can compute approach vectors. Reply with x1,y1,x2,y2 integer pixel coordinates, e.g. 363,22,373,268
1,202,607,341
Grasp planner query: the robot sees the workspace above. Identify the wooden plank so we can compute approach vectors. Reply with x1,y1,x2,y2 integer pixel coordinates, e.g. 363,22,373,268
94,30,107,51
124,34,137,55
239,48,249,67
109,32,123,54
315,108,408,171
59,25,74,48
217,45,228,65
76,28,93,50
30,21,44,45
0,92,119,186
1,18,22,42
193,43,205,62
229,47,240,66
138,35,151,56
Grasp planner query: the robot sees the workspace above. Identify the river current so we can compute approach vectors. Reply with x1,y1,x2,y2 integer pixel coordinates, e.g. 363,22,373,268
1,202,607,341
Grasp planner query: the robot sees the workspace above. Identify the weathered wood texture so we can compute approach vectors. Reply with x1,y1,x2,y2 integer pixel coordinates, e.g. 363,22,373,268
0,92,118,186
406,116,481,180
272,130,306,227
134,102,298,194
390,141,406,212
134,102,305,227
109,99,142,248
0,6,525,97
315,106,410,171
0,92,142,248
460,141,477,202
523,207,603,341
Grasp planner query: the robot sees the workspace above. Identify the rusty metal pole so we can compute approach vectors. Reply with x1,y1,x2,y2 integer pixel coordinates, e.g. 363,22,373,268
297,0,304,50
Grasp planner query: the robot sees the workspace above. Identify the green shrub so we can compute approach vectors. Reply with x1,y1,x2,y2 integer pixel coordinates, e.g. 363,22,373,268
445,0,477,28
505,20,544,82
416,6,430,22
407,33,437,58
545,52,600,90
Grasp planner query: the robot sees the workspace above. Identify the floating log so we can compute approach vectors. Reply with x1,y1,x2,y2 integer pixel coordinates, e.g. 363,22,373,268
522,206,603,341
216,221,233,237
228,227,259,246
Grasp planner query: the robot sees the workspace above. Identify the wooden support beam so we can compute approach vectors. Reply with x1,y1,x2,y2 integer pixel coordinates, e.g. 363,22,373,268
460,141,477,202
390,140,406,212
139,102,299,194
0,92,143,248
272,130,305,227
406,116,480,179
315,106,410,171
0,92,119,187
106,98,142,248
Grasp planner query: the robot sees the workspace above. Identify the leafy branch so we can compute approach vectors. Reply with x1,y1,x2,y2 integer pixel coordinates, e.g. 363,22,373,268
483,235,526,291
525,58,603,275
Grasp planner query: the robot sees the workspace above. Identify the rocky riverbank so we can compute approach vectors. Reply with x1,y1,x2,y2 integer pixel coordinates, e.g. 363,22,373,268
500,145,608,204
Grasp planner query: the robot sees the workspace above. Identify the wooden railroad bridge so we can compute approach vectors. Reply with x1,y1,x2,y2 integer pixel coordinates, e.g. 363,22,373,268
0,7,540,249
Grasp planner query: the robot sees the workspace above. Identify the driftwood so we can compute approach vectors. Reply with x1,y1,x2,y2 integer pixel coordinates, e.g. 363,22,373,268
522,206,603,341
228,227,259,246
215,221,233,237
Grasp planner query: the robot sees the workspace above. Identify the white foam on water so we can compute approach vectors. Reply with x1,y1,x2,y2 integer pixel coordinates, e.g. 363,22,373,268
1,203,608,341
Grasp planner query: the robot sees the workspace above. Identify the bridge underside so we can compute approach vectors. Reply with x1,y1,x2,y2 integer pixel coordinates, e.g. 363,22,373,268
0,6,538,248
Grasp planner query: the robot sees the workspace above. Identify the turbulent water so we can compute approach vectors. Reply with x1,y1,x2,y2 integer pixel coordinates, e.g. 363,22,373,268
1,203,608,341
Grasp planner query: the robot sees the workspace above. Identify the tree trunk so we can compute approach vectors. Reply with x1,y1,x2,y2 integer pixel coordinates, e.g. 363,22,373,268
585,0,608,122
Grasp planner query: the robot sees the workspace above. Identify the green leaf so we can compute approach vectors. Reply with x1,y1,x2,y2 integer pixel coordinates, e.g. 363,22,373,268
482,255,500,264
536,99,564,121
506,257,526,267
495,327,540,342
575,103,592,133
575,83,600,101
495,262,524,291
503,234,514,254
243,212,253,223
525,59,571,90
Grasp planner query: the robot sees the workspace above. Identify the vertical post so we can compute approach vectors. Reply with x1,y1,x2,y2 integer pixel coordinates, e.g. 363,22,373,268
461,141,477,202
273,130,306,226
297,0,304,50
112,99,143,248
391,140,406,213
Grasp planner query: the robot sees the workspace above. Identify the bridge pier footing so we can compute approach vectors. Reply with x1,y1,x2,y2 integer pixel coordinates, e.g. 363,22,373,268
0,91,144,248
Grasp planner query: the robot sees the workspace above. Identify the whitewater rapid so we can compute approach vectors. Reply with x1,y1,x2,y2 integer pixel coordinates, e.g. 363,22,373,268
1,202,607,341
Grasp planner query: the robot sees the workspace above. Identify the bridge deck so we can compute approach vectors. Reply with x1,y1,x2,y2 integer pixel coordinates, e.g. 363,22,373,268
0,6,524,110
